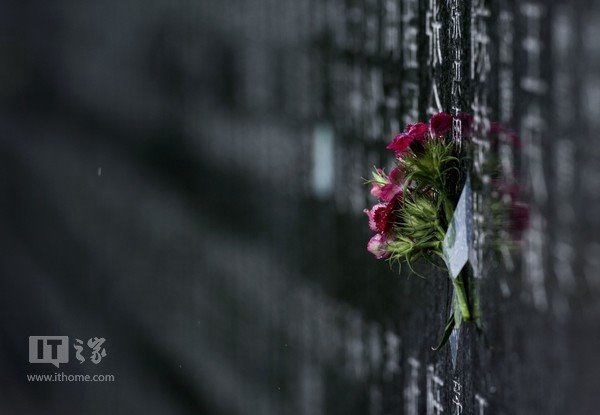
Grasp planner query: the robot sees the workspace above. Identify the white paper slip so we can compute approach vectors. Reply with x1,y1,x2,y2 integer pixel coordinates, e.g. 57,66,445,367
442,176,472,279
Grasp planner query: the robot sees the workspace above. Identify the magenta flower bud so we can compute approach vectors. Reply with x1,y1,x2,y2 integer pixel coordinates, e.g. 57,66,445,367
367,233,390,259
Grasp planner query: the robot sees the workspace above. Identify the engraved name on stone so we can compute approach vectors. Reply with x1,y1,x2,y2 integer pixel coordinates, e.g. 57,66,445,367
475,393,489,415
345,313,366,380
452,379,463,414
427,0,443,116
498,9,514,125
383,0,400,58
402,0,419,124
405,357,421,415
552,5,577,298
383,331,401,380
450,0,463,142
520,3,547,95
426,364,444,414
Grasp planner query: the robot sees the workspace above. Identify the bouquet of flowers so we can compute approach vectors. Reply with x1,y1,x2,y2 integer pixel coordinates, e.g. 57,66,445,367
364,112,473,349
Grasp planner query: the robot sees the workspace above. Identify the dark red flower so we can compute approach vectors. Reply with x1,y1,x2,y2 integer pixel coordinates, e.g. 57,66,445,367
407,122,429,141
387,123,429,156
387,133,413,155
364,201,397,234
430,112,453,136
374,202,395,233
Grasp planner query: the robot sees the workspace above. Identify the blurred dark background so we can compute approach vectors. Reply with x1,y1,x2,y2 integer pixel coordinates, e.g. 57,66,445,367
1,1,600,414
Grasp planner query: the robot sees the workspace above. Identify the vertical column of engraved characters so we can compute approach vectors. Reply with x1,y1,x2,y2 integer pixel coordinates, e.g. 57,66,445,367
326,0,344,209
383,0,401,60
519,2,549,311
346,0,363,55
383,331,401,381
328,1,367,216
331,61,351,214
550,4,578,310
450,0,463,142
296,0,318,120
297,289,324,415
244,0,273,114
470,0,492,279
580,6,600,292
496,5,517,280
426,0,443,116
349,63,364,137
364,67,384,142
404,357,421,415
351,2,376,215
363,0,385,143
298,362,324,415
451,379,464,414
327,0,347,50
367,323,383,415
381,330,402,412
383,0,401,135
401,0,420,125
344,312,366,381
364,0,380,55
305,0,327,198
282,0,312,198
426,365,444,415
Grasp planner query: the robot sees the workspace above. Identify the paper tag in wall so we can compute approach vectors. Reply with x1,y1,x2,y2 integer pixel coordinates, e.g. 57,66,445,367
442,176,473,279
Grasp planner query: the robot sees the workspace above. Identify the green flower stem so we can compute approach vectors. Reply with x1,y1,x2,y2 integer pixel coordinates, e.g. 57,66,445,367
419,241,441,249
452,274,472,322
442,196,455,228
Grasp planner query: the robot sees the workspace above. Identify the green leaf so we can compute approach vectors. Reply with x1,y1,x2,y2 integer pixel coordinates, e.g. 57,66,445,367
432,312,455,351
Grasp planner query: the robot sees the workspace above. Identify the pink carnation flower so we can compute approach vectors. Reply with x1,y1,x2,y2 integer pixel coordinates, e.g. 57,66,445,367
386,122,429,156
369,168,386,198
380,183,402,202
370,167,403,202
